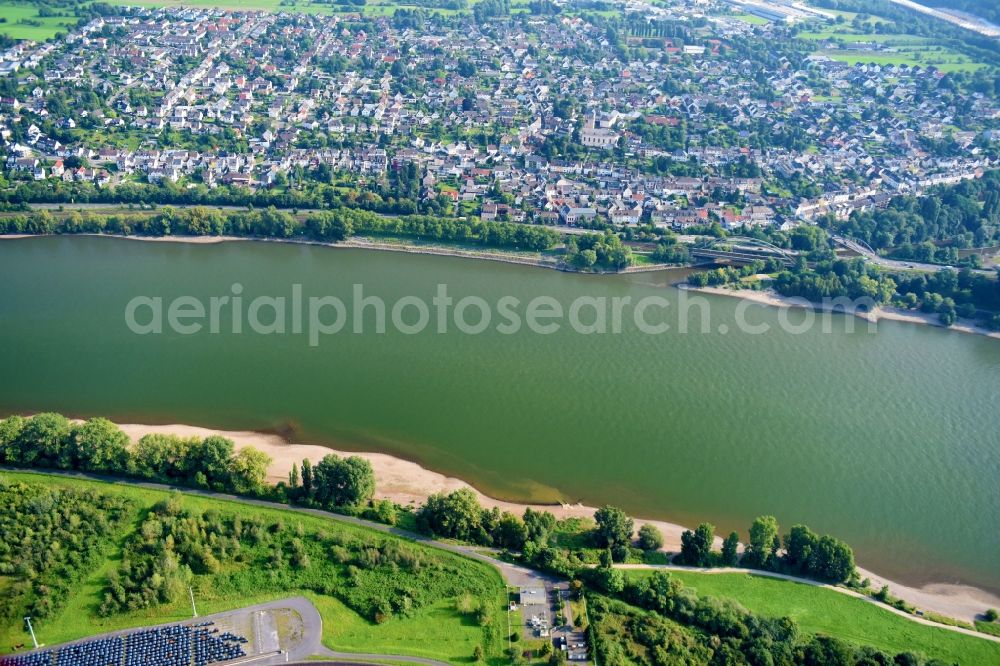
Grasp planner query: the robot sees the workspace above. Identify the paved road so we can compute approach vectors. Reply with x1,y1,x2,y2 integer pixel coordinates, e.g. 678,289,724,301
832,235,996,276
884,0,1000,38
2,596,323,666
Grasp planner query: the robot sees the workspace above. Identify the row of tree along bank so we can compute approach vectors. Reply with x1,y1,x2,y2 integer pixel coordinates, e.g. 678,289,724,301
0,206,562,252
0,413,854,586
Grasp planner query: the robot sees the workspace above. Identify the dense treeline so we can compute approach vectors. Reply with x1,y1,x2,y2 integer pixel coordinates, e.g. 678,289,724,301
821,171,1000,250
773,257,898,305
564,232,634,269
0,205,560,252
415,488,557,552
0,413,387,515
676,516,855,584
0,480,133,623
284,455,377,512
0,173,441,217
894,266,1000,326
766,256,1000,328
590,579,939,666
348,208,559,251
0,413,272,495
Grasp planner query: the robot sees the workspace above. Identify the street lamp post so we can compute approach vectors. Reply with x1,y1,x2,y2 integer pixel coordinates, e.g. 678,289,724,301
24,617,39,649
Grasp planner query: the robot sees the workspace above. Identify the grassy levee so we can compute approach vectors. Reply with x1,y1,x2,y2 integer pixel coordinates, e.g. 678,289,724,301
0,470,507,665
626,570,1000,664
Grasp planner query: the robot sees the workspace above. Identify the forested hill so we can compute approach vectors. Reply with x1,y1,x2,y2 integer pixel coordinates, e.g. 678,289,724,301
912,0,1000,26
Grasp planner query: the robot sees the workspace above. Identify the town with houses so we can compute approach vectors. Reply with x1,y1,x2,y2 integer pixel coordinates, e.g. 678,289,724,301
0,0,997,233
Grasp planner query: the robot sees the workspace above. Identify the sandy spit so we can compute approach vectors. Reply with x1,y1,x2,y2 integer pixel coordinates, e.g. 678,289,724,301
682,285,1000,340
101,421,1000,624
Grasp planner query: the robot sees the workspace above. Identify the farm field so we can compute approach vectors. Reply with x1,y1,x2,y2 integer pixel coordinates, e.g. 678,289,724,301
819,48,983,72
626,569,1000,665
0,3,80,40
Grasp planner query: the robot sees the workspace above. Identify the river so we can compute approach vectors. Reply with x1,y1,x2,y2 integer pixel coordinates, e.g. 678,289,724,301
0,235,998,594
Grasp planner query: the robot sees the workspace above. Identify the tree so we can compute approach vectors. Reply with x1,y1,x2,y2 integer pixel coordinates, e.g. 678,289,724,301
679,523,714,566
747,516,780,569
188,435,235,488
721,532,740,566
593,564,625,594
229,447,272,494
473,644,484,662
796,634,855,666
637,523,664,551
416,488,484,542
15,412,72,468
496,512,528,550
288,462,300,489
300,458,314,499
313,454,376,508
783,524,817,574
0,415,26,463
70,417,130,473
593,506,634,553
523,508,556,544
807,535,855,583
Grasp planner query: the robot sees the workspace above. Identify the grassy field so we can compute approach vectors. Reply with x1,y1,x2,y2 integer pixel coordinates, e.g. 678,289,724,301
730,13,769,26
626,570,1000,664
0,471,507,665
0,3,80,40
819,48,984,72
311,594,508,662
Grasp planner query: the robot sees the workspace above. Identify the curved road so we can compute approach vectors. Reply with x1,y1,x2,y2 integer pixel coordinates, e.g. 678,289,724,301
832,235,996,276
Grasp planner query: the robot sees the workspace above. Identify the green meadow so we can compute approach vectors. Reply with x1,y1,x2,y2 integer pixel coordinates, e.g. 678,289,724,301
819,48,984,72
0,3,80,41
626,569,1000,665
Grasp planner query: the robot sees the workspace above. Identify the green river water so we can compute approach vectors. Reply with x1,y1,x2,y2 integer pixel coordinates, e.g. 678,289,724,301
0,236,998,593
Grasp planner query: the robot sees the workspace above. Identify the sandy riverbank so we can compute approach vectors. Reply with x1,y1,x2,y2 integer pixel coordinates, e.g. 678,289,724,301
682,284,1000,340
103,421,1000,624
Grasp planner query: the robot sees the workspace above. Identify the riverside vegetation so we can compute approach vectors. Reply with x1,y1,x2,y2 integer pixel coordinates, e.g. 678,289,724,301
0,473,508,664
0,205,562,253
2,414,1000,664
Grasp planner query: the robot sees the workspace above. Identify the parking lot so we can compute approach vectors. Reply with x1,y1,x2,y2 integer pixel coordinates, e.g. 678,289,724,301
510,583,591,664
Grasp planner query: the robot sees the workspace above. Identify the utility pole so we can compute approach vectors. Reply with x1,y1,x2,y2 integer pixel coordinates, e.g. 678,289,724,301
506,586,512,653
189,587,198,618
24,617,38,649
